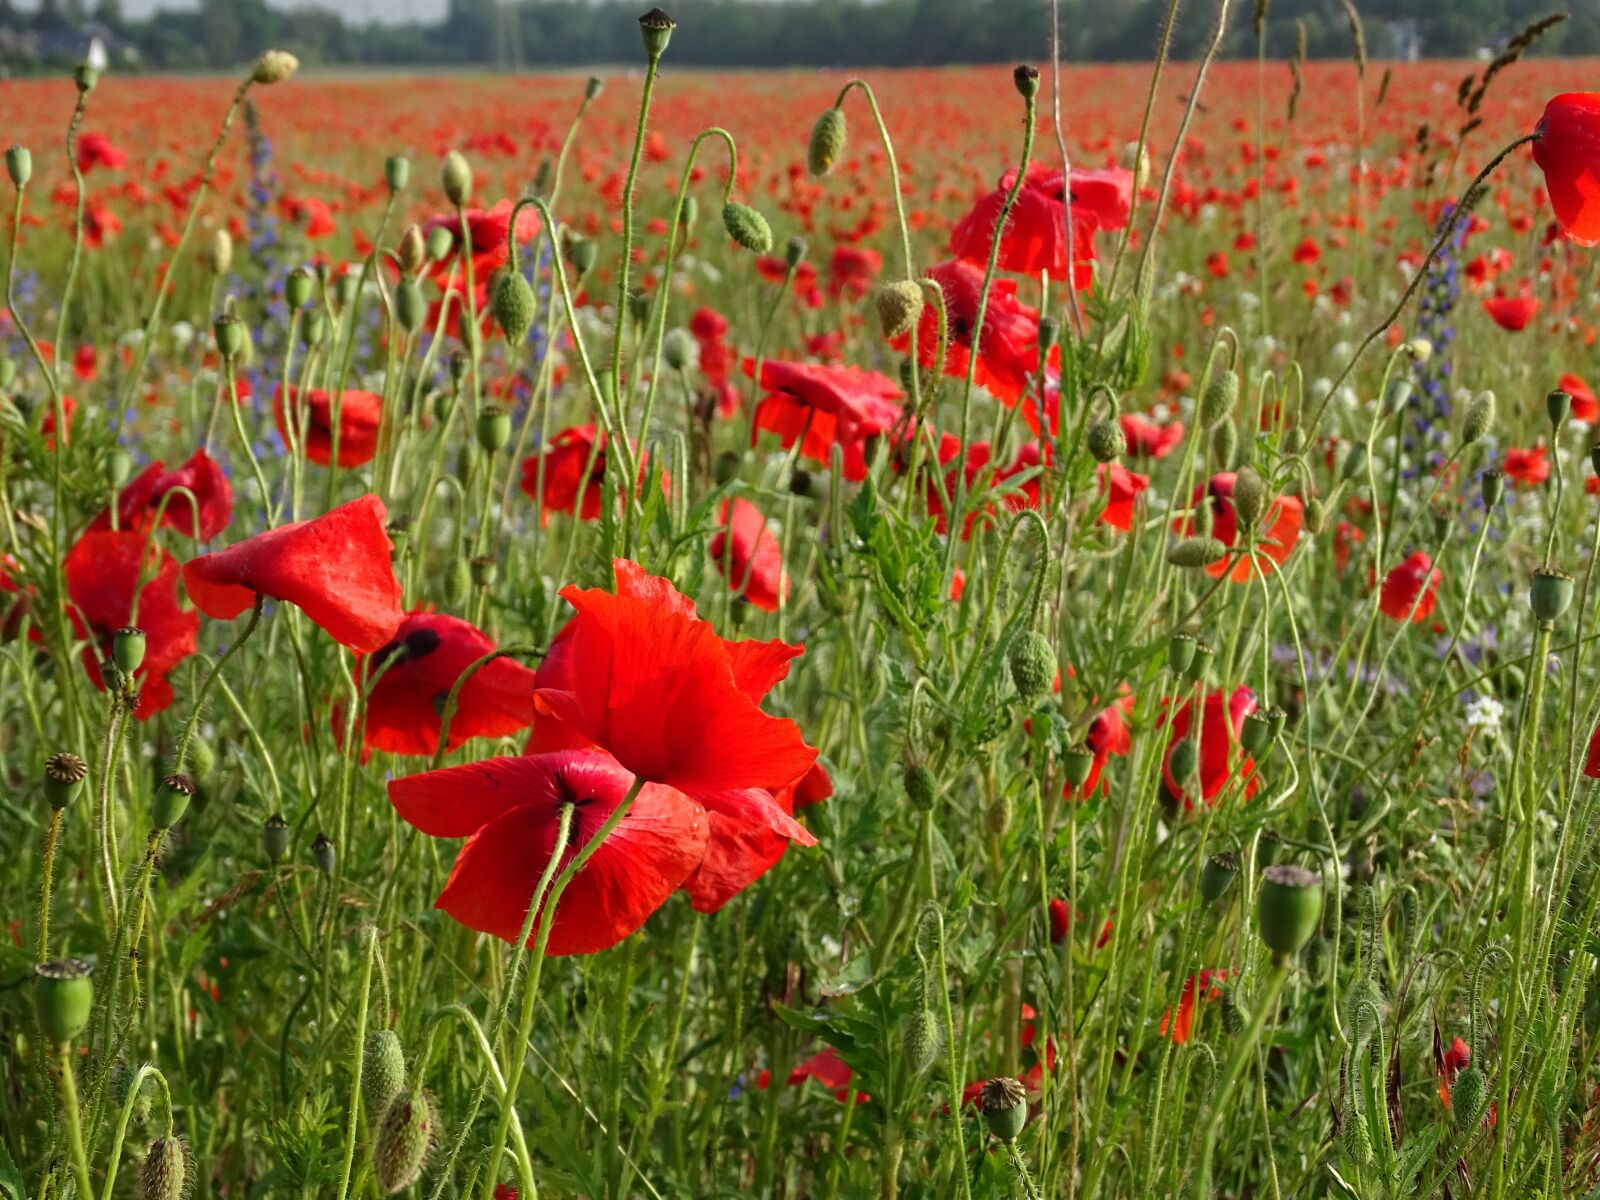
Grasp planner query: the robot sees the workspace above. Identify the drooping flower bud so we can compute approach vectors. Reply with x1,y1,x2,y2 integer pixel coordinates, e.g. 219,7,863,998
34,958,94,1044
569,236,598,275
901,1004,939,1075
785,235,807,268
1256,863,1323,961
1167,537,1227,569
721,202,773,254
1086,418,1126,463
1451,1066,1488,1130
363,1029,407,1118
903,763,936,812
662,328,695,371
44,752,87,810
372,1091,434,1195
978,1077,1028,1141
490,269,536,344
1462,390,1494,443
425,224,454,263
251,50,299,85
1008,631,1055,704
874,281,924,340
808,107,847,176
1168,738,1199,786
1199,368,1239,428
440,150,472,208
395,278,425,335
208,229,234,275
139,1136,190,1200
1232,466,1266,530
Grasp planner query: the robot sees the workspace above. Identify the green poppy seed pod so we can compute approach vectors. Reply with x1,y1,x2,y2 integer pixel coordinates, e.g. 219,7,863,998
208,228,234,275
1305,496,1327,535
448,353,469,390
285,267,314,310
263,812,291,864
1166,631,1197,674
395,278,425,335
397,225,425,273
6,144,31,187
311,832,337,875
1240,708,1274,756
569,236,598,275
1232,466,1266,530
979,1077,1028,1142
627,290,651,325
1462,390,1494,443
1199,368,1239,428
74,63,98,93
1382,377,1413,416
251,49,299,85
139,1136,190,1200
425,223,454,263
1480,468,1505,507
874,281,924,339
363,1029,407,1118
334,272,360,310
1530,567,1574,624
444,557,472,607
902,1005,940,1075
807,107,846,177
1256,827,1285,868
476,405,512,453
1211,419,1238,469
373,1091,434,1195
44,751,87,810
722,201,773,254
34,958,94,1044
1267,707,1287,740
1548,388,1572,428
113,625,146,676
638,6,676,58
152,773,195,830
1451,1065,1488,1131
1038,315,1060,354
1184,640,1214,683
1166,537,1227,569
490,269,536,343
1168,738,1199,786
1008,631,1056,704
1012,64,1041,100
302,310,329,349
585,75,604,101
904,764,935,812
1256,863,1323,961
663,328,695,372
785,235,807,268
1199,852,1238,903
213,315,244,362
1340,442,1368,482
384,154,410,194
1062,743,1095,788
470,555,498,588
441,150,472,207
1086,418,1126,463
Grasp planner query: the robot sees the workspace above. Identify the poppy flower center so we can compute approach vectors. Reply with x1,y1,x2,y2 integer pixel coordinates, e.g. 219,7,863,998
373,626,442,670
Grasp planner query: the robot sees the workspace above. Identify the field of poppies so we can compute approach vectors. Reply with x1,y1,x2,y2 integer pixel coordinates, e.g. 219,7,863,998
10,7,1600,1198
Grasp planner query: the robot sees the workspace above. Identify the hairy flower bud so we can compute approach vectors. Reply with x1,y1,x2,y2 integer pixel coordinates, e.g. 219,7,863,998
490,269,536,344
363,1029,407,1118
1462,390,1494,444
1167,537,1227,569
808,107,846,176
874,281,924,339
372,1092,434,1195
722,202,773,254
1086,418,1126,463
1199,368,1239,428
1231,466,1266,529
1008,631,1055,704
440,150,472,208
139,1136,190,1200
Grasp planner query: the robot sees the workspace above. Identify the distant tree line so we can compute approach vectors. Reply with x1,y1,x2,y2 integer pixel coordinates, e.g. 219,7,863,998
2,0,1599,74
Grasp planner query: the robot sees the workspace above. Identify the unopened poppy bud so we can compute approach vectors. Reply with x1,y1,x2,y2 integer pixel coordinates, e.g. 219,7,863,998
363,1029,407,1118
638,6,676,58
1257,863,1323,961
1548,388,1572,428
213,315,244,362
1008,631,1055,704
1167,631,1196,674
1012,64,1041,100
6,144,31,187
1530,567,1574,624
1462,390,1494,443
470,555,498,587
441,150,472,207
722,201,773,254
139,1135,190,1200
569,236,598,275
533,157,554,196
1168,738,1199,785
979,1077,1028,1142
1304,496,1327,535
448,352,468,390
74,63,98,93
476,405,512,453
808,107,846,176
113,625,146,676
1211,420,1238,469
1037,315,1060,354
654,328,689,372
285,267,314,310
263,812,291,863
1086,418,1125,463
1451,1066,1488,1130
1184,640,1214,682
425,224,454,263
1167,537,1226,569
334,272,360,310
901,1005,940,1075
251,49,299,85
904,764,936,811
1062,743,1095,788
311,832,336,875
302,310,329,348
372,1091,434,1195
395,278,425,334
490,269,536,343
1240,708,1274,756
785,235,807,268
1232,466,1266,529
209,229,233,274
874,281,924,339
153,772,194,830
396,225,426,274
585,75,604,101
384,154,410,194
1405,336,1432,363
44,752,87,810
1199,368,1239,428
34,958,94,1044
1199,852,1238,902
1480,468,1505,507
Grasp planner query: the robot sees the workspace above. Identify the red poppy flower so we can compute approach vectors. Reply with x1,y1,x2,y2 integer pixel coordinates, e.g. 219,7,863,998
745,358,903,482
359,612,538,757
89,450,233,540
1162,686,1259,810
690,306,734,390
1120,412,1184,458
756,1047,867,1104
388,749,707,956
1562,373,1599,422
274,385,383,468
828,245,882,299
1533,94,1600,247
1379,551,1442,623
1583,722,1600,778
1291,236,1321,264
182,493,404,653
1048,899,1113,948
1070,692,1135,797
894,258,1055,412
520,425,651,522
1176,473,1303,583
948,165,1132,286
923,436,1045,539
1160,969,1228,1044
1097,462,1149,532
64,531,200,719
710,497,787,612
76,131,127,174
1504,444,1550,487
84,204,121,249
1483,294,1539,331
